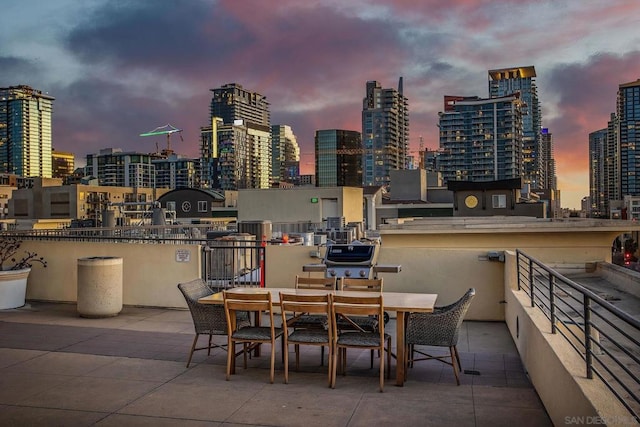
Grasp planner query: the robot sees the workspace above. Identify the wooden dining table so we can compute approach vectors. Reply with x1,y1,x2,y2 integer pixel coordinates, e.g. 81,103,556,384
198,287,437,386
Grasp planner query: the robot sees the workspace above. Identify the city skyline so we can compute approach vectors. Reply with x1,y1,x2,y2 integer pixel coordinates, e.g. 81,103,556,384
2,1,640,209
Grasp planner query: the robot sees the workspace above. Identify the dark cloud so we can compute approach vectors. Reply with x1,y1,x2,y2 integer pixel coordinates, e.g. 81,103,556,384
65,0,249,77
0,57,40,86
546,51,640,176
50,77,209,159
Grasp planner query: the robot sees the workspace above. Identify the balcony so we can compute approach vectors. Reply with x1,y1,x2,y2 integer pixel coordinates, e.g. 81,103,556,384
1,217,639,425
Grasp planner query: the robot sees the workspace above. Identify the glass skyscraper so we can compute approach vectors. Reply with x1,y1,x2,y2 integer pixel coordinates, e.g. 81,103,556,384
0,85,54,178
315,129,362,187
617,79,640,197
488,66,542,189
438,94,524,183
361,78,409,187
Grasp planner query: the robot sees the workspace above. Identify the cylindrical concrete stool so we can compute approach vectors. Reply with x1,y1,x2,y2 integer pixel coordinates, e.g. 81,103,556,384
77,256,123,318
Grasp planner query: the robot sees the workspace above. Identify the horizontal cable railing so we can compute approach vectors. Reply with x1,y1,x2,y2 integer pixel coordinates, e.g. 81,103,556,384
516,250,640,422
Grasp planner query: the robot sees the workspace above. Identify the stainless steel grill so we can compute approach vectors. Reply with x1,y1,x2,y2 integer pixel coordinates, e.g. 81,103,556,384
303,242,401,279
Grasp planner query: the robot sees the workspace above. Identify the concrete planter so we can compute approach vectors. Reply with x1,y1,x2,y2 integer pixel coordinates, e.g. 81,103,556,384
0,268,31,310
77,257,123,318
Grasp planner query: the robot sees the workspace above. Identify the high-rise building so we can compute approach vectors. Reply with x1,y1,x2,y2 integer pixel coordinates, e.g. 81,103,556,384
315,129,362,187
271,125,300,185
51,149,75,180
589,128,607,218
208,83,271,189
0,85,54,178
153,154,198,189
604,112,620,217
539,128,557,190
85,148,155,189
210,83,270,127
361,78,409,187
617,79,640,197
594,80,640,217
488,66,542,189
438,94,524,183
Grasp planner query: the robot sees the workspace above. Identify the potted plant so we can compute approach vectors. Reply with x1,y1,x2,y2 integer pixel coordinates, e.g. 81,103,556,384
0,237,47,309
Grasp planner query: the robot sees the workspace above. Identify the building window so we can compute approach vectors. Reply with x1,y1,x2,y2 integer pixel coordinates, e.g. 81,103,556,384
198,201,208,212
492,194,507,209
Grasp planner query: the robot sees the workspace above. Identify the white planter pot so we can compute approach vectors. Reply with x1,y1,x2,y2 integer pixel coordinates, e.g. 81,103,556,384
0,268,31,310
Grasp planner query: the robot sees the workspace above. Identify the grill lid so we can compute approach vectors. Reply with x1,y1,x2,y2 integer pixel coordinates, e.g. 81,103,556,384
324,243,378,265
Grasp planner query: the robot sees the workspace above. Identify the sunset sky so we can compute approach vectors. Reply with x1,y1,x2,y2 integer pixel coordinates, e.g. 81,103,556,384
2,0,640,209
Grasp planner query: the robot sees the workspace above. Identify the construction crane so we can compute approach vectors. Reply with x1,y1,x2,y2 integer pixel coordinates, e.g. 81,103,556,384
139,124,183,153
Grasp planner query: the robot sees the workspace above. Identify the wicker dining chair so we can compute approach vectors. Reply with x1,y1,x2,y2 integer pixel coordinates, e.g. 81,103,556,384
280,292,333,386
405,288,476,385
177,279,249,367
223,290,284,384
330,293,391,392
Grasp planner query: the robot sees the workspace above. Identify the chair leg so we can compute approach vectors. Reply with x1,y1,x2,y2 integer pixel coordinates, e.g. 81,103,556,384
186,334,199,368
326,344,332,387
450,346,460,386
295,344,300,371
370,349,374,369
331,345,338,388
243,343,248,368
270,338,276,384
386,337,391,380
226,339,233,380
454,346,462,372
379,345,384,392
283,339,289,384
342,348,347,376
321,345,325,366
207,334,213,356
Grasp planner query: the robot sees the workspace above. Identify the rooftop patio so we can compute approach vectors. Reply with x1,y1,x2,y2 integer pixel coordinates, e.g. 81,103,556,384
0,301,552,426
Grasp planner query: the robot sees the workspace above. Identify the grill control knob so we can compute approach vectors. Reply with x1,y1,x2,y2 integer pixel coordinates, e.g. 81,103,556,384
329,269,336,277
344,270,351,277
359,270,367,278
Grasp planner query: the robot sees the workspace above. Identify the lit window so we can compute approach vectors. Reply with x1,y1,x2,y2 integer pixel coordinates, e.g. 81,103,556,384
492,194,507,209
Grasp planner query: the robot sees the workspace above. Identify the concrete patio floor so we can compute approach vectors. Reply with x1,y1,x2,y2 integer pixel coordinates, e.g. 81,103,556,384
0,302,552,426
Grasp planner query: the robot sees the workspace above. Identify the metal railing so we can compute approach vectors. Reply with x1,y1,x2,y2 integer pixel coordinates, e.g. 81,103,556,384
516,250,640,421
202,239,266,289
0,225,226,244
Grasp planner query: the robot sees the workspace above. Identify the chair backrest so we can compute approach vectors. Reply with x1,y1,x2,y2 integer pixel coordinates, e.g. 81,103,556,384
178,278,213,306
223,290,274,333
406,288,476,347
295,275,336,290
280,292,332,335
331,294,384,335
177,279,227,334
339,277,383,292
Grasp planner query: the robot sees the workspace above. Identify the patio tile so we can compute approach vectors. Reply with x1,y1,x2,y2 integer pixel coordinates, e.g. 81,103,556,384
0,404,107,426
86,357,189,382
351,394,475,427
9,351,115,376
225,386,362,427
96,413,222,426
472,385,546,409
474,405,552,426
0,371,75,405
18,376,162,412
0,347,47,368
118,382,261,422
